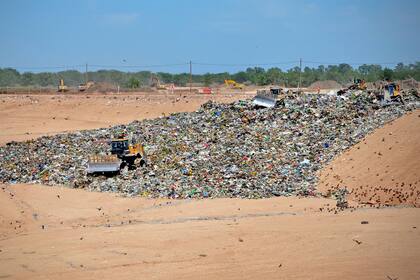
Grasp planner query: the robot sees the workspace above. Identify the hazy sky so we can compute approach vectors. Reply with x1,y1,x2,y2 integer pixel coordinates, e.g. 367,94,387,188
0,0,419,73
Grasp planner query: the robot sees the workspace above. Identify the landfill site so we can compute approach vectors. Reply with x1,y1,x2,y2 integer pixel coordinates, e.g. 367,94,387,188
0,81,419,280
1,1,420,279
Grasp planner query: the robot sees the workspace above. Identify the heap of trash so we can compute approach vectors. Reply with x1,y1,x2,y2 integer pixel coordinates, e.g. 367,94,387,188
0,92,418,198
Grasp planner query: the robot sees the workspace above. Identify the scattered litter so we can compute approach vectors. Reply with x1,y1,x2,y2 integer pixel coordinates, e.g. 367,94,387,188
352,239,362,245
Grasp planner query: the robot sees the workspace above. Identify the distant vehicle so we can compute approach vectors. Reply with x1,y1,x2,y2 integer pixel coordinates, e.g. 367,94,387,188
57,79,69,92
78,81,94,92
198,87,212,94
337,79,367,95
224,79,244,90
150,76,167,90
348,79,367,90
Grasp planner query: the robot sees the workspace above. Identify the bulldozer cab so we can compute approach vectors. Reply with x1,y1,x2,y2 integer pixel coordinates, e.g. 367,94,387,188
111,139,129,155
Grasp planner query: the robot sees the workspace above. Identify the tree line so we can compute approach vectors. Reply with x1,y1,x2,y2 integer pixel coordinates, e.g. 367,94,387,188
0,62,419,89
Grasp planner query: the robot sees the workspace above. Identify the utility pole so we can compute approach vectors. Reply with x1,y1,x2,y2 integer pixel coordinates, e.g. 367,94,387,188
189,60,192,93
298,58,302,90
85,63,88,84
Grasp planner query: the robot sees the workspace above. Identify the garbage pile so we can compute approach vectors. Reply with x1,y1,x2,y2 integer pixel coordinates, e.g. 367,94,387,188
0,93,418,198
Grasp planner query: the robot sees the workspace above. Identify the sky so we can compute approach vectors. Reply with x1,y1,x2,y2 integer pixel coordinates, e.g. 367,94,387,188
0,0,419,74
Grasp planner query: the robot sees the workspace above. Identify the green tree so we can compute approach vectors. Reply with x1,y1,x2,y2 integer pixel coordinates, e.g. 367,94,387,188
203,73,212,86
127,77,140,88
0,68,21,86
382,68,393,81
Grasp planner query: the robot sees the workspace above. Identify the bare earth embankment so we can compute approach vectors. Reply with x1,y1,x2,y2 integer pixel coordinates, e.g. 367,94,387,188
0,93,419,279
318,110,420,207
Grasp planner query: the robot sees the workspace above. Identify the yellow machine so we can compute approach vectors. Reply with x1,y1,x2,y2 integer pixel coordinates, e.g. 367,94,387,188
381,82,404,105
349,79,367,90
57,79,69,92
78,81,94,92
224,79,244,89
151,76,167,90
87,136,146,174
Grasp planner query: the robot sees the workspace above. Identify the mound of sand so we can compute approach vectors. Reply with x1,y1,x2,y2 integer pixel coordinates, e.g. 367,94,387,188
308,80,342,90
317,109,420,207
86,82,117,93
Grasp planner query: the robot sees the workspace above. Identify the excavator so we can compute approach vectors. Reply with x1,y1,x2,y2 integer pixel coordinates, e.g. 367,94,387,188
150,75,167,90
57,79,69,92
87,135,146,174
224,79,244,90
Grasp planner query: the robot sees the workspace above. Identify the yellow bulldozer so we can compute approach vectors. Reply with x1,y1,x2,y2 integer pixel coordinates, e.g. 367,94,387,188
348,79,367,90
87,135,146,174
224,79,244,90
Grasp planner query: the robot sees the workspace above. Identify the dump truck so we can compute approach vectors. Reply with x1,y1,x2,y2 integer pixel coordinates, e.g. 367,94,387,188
87,136,146,174
253,87,285,108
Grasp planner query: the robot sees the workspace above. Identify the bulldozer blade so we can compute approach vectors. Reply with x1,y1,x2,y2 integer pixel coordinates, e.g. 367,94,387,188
253,93,277,108
87,155,122,174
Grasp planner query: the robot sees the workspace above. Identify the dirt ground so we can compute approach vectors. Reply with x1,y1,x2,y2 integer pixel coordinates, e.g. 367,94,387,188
0,93,419,279
1,184,419,280
318,110,420,207
0,91,253,145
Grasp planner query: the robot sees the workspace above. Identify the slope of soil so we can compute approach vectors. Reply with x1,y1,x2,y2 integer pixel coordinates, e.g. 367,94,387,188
1,184,419,280
318,109,420,206
308,80,342,89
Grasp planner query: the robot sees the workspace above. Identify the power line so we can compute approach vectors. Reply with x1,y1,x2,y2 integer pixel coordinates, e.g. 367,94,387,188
303,60,415,66
1,65,85,70
193,61,299,67
88,63,189,69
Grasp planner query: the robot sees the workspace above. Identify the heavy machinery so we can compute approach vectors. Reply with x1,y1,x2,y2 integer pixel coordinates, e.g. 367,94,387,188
224,79,244,90
348,79,367,90
87,135,146,174
337,79,367,95
57,79,69,92
253,87,285,108
150,76,167,90
78,81,94,92
380,82,404,106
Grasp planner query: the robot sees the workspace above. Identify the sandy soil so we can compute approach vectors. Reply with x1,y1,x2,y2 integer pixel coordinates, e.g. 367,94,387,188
1,184,419,280
0,94,419,279
0,92,253,145
318,110,420,207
